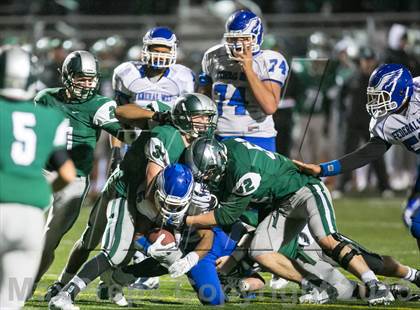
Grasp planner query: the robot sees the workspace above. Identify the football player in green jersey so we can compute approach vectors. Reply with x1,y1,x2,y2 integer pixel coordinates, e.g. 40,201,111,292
182,137,395,306
0,46,76,309
33,50,127,289
48,93,218,309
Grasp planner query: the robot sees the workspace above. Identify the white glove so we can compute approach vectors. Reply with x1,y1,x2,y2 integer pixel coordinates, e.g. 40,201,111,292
190,183,218,215
168,251,199,278
147,234,176,261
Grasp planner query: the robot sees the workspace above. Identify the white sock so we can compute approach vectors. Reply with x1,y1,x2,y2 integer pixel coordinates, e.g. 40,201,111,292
403,267,418,281
72,276,87,291
59,271,75,285
361,270,377,283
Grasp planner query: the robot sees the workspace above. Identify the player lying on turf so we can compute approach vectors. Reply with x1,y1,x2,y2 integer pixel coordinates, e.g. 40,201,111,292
180,137,395,306
48,94,218,310
293,64,420,253
110,163,236,305
217,219,420,302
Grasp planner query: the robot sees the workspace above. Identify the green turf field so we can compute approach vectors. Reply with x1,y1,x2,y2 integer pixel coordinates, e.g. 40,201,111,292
26,197,420,309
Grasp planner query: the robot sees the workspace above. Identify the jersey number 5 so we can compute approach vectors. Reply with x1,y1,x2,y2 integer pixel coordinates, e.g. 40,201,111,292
11,112,37,166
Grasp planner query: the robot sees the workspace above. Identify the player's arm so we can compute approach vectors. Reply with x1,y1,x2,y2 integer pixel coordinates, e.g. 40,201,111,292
197,72,213,97
234,44,281,115
186,194,252,228
52,158,76,192
293,136,391,177
145,161,164,200
115,104,155,128
197,51,213,97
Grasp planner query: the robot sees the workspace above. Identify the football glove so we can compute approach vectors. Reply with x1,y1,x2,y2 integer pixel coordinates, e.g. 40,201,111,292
168,252,199,278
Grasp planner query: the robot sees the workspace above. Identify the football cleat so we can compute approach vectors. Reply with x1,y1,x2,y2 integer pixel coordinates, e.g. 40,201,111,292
49,292,79,310
130,277,160,290
299,278,337,304
269,275,289,290
44,281,64,302
98,272,129,307
299,287,333,304
365,280,394,306
389,283,410,300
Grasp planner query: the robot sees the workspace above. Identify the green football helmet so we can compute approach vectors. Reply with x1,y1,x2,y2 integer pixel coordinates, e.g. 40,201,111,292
184,137,228,185
61,50,99,101
0,46,38,101
171,93,218,138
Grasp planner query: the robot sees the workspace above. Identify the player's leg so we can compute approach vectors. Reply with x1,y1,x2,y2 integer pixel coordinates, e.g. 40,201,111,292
0,204,44,309
187,256,225,305
304,182,394,305
35,176,89,284
49,196,135,309
45,192,109,301
409,198,420,253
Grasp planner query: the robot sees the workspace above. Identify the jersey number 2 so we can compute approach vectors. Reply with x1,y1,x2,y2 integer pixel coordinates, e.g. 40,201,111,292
11,112,37,166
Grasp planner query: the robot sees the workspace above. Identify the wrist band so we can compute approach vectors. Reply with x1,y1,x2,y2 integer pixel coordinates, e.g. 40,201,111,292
319,160,341,177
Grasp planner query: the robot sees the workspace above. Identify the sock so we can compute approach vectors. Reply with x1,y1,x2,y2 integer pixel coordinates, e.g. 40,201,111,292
361,270,377,283
63,276,86,301
77,252,112,282
403,267,418,281
59,271,75,285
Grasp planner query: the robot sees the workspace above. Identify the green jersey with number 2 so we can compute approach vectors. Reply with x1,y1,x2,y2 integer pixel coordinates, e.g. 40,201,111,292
34,87,121,176
0,99,67,208
214,138,321,226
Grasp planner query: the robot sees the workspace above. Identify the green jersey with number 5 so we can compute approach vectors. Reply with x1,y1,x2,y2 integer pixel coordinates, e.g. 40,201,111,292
214,138,321,227
0,99,67,209
34,87,121,176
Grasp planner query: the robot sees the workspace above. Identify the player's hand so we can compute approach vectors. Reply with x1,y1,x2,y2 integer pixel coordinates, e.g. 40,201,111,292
190,182,218,213
233,42,253,72
147,234,176,260
292,159,322,176
168,252,199,278
152,111,172,124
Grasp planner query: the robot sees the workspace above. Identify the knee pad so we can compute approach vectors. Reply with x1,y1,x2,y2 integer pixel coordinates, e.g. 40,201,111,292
410,209,420,239
323,233,361,270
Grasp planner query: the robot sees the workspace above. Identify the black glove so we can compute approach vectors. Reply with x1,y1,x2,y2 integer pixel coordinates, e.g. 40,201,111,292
152,111,172,124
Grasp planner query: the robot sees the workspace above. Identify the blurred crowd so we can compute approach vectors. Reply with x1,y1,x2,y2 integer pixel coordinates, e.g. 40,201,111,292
2,20,420,199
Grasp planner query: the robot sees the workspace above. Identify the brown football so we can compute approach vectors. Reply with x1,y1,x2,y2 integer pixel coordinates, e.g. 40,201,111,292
146,228,176,245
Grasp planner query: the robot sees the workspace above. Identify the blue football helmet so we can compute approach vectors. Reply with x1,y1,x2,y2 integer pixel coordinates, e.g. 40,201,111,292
154,163,194,226
141,27,177,68
366,63,413,118
224,10,264,60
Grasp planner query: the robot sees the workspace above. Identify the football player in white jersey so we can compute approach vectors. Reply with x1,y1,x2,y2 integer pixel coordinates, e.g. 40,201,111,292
198,10,289,151
113,26,195,109
294,63,420,254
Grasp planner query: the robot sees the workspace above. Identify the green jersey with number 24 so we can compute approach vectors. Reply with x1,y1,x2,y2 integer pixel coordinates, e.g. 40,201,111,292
34,87,121,176
214,138,321,227
0,99,67,208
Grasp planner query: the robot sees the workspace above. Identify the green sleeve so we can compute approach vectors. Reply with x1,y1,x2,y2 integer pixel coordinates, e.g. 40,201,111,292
214,194,253,226
101,122,122,138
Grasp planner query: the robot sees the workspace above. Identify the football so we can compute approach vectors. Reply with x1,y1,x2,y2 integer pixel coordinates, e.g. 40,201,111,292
146,227,176,245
